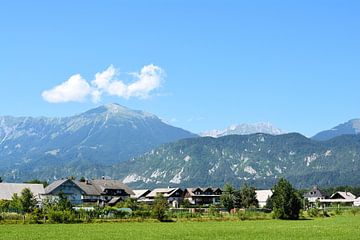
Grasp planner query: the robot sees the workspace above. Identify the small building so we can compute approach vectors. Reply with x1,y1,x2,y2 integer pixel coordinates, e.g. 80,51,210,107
144,187,184,206
318,191,357,207
303,186,328,204
330,191,356,201
183,187,222,205
0,183,45,202
255,190,273,208
44,179,134,205
131,189,151,201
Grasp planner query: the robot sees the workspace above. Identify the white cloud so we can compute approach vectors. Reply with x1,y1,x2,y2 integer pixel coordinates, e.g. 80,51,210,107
42,74,91,103
42,64,164,103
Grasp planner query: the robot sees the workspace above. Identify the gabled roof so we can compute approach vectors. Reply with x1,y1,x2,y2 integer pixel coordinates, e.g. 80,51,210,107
184,187,222,197
304,186,328,199
147,188,182,198
44,179,77,194
0,183,45,200
330,191,356,200
131,189,151,199
45,179,134,196
90,179,134,195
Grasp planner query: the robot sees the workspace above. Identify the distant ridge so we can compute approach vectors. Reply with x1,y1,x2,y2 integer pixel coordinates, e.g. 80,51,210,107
200,122,284,137
312,119,360,141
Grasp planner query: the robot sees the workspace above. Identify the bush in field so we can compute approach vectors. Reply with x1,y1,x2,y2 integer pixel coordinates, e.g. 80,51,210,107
181,199,191,208
208,205,220,217
351,208,360,216
307,208,320,217
47,209,77,223
152,194,168,221
271,178,302,220
0,200,10,212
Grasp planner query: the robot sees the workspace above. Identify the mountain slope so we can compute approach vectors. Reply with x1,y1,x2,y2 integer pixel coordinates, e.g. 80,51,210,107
0,103,197,181
200,122,284,137
312,119,360,141
116,133,360,189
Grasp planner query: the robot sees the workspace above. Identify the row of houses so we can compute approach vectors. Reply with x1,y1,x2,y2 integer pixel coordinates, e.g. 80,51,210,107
6,181,359,210
0,179,273,208
303,186,360,207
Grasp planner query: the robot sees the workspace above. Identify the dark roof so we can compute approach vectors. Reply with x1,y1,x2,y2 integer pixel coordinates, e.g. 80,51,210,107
45,179,134,196
304,186,328,198
90,179,134,196
45,179,77,194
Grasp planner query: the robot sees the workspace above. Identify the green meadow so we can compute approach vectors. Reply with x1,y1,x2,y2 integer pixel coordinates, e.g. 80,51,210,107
1,215,359,240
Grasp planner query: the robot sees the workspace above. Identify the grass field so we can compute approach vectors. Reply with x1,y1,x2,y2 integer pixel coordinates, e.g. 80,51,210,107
1,215,359,240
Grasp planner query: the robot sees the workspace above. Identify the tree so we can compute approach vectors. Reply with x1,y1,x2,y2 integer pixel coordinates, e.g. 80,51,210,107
221,183,236,212
20,188,37,213
151,194,168,221
57,192,73,211
0,176,3,183
9,193,22,212
239,184,258,208
79,177,86,182
271,178,302,220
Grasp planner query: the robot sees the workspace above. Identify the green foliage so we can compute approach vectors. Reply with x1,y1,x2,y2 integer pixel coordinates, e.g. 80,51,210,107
0,176,2,183
265,196,273,210
239,184,258,208
351,208,360,216
9,193,22,212
151,194,168,221
271,178,302,220
220,183,235,212
181,199,191,208
20,188,37,213
117,198,138,211
0,199,10,212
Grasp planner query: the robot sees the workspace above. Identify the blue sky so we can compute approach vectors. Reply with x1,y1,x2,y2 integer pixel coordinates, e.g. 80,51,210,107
0,0,359,136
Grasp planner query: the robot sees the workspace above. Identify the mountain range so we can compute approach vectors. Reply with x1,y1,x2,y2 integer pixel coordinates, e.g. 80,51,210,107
115,133,360,189
0,103,359,189
200,122,284,137
0,103,196,181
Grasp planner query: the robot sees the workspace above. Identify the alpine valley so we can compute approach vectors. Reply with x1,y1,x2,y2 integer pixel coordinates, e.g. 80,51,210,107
0,104,360,189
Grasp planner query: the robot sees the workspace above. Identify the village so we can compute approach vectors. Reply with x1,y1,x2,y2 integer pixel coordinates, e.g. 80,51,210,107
1,178,360,212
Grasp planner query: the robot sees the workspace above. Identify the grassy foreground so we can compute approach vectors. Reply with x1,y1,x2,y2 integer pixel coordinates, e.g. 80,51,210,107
1,215,359,240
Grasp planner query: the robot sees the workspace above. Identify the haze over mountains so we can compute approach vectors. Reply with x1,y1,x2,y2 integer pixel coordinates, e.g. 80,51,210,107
0,103,359,188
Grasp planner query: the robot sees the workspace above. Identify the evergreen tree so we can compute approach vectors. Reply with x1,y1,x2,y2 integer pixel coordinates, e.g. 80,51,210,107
221,183,236,212
0,176,3,183
271,178,302,220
